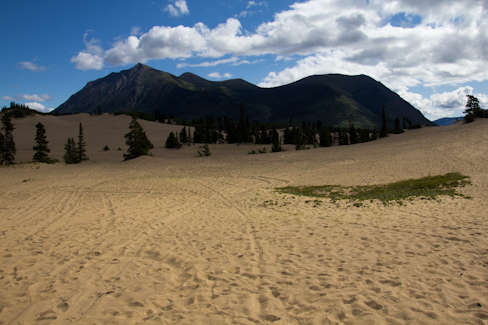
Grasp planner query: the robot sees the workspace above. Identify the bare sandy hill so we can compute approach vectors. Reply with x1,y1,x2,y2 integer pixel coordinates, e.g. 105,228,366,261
0,114,487,324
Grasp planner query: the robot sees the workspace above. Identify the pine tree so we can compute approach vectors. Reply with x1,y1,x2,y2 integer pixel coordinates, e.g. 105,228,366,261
349,124,359,144
179,126,188,143
165,132,180,148
319,127,332,147
77,123,88,162
124,117,154,160
0,113,16,166
464,95,487,122
379,105,388,138
63,137,77,164
238,103,250,143
33,122,51,163
0,133,4,164
371,126,378,140
394,118,401,131
270,126,284,152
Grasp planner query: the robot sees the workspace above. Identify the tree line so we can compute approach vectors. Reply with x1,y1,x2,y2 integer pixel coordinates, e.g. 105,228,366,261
1,95,486,165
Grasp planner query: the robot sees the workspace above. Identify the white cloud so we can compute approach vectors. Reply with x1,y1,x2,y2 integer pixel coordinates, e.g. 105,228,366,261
2,93,53,102
247,1,267,9
207,72,232,79
71,31,105,70
70,0,488,117
397,87,488,120
165,0,189,17
24,102,54,113
131,26,142,36
22,94,53,102
104,25,207,66
430,87,473,110
17,61,46,72
71,52,104,70
177,56,250,68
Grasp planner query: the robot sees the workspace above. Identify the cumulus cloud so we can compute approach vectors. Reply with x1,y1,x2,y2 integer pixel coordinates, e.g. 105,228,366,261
24,102,54,113
70,0,488,117
397,87,488,120
70,31,104,70
22,94,53,102
208,72,233,79
177,56,250,68
165,0,189,17
131,26,142,36
17,61,46,72
430,87,474,110
247,1,267,9
2,93,53,102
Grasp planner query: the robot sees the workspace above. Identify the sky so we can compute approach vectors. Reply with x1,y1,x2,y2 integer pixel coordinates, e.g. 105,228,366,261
1,0,487,121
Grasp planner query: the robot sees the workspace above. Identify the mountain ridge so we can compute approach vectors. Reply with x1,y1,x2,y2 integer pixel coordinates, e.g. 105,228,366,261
54,63,433,128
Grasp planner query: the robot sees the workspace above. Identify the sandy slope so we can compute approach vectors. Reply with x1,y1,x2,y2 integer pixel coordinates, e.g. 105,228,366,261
0,115,487,324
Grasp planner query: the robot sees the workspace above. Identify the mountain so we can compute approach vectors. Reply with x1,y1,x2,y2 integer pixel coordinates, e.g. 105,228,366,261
433,117,463,126
54,63,433,128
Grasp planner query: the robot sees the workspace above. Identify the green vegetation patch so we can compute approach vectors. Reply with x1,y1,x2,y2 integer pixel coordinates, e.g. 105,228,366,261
275,173,471,204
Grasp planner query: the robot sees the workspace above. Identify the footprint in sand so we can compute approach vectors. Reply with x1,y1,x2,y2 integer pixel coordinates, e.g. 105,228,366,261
57,302,69,312
37,309,57,321
365,300,383,310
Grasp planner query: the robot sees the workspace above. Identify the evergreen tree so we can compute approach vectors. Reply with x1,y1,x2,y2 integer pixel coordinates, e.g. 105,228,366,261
259,125,270,144
63,137,77,164
319,126,332,147
238,103,250,143
294,126,305,150
338,127,349,145
0,113,16,166
394,118,401,131
371,126,378,140
379,105,388,138
179,126,188,144
33,122,51,163
0,133,4,164
349,124,359,144
283,126,293,144
270,126,284,152
77,123,88,162
359,128,371,143
165,132,180,148
123,117,154,160
464,95,487,122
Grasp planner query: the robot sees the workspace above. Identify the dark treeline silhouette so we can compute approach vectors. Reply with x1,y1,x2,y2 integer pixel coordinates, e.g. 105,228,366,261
1,102,42,118
0,113,15,165
158,103,422,149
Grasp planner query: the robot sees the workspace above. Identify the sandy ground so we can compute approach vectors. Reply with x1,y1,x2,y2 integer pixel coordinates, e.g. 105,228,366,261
0,114,487,324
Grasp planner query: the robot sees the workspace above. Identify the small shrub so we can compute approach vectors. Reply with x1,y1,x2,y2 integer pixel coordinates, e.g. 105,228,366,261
103,145,110,151
197,144,211,157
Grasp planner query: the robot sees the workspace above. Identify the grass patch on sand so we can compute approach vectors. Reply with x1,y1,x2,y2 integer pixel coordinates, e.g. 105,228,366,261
275,173,471,205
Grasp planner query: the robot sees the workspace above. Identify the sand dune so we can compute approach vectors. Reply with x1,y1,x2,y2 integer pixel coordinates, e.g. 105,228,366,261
0,114,487,324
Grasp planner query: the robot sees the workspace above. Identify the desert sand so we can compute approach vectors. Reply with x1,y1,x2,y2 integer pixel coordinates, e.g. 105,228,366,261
0,114,487,324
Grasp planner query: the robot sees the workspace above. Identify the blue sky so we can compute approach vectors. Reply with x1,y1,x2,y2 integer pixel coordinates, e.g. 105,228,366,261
1,0,487,121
